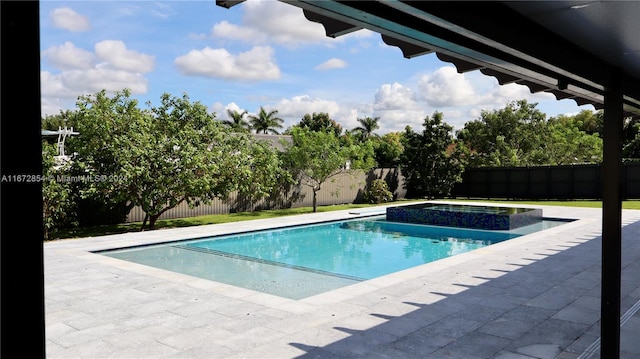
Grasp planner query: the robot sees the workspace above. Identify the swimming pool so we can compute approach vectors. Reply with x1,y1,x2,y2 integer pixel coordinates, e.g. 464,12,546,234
100,215,570,299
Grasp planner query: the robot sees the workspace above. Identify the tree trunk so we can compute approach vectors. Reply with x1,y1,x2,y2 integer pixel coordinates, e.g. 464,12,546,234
312,189,318,212
140,213,148,231
142,199,184,231
43,206,50,240
149,214,160,230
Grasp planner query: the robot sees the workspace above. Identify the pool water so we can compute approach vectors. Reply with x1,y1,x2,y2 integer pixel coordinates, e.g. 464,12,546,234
100,216,570,299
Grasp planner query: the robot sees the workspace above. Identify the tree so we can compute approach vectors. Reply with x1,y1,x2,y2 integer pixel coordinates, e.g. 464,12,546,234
42,109,79,130
623,118,640,159
371,131,404,167
353,116,380,141
574,109,603,136
281,126,375,212
222,109,250,132
42,141,76,240
400,111,465,199
74,89,283,230
72,89,141,223
42,107,133,233
456,99,547,167
542,116,603,164
457,104,608,167
226,135,293,212
296,112,343,136
248,106,284,134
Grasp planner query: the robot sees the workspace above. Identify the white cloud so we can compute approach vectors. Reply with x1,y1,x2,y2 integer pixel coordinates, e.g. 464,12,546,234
209,0,338,48
42,69,148,97
42,42,96,70
334,107,367,132
42,97,69,118
253,95,340,129
210,102,226,117
224,102,243,113
40,68,149,117
442,109,463,119
342,28,376,40
211,20,268,44
40,71,78,99
50,7,90,32
315,58,347,70
40,40,154,116
65,69,148,93
372,82,428,132
373,82,417,111
94,40,155,73
219,102,248,120
242,0,329,47
275,95,340,118
307,71,568,134
447,71,559,127
490,82,555,104
492,82,531,100
175,46,280,81
377,66,566,130
212,0,377,48
375,109,429,133
42,41,155,73
416,66,478,107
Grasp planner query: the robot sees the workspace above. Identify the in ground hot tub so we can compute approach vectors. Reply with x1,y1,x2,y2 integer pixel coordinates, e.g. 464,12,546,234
386,203,543,230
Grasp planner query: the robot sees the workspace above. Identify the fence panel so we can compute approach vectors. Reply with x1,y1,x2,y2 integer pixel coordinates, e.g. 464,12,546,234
126,168,406,222
573,165,601,199
508,167,530,198
528,167,549,199
489,168,509,198
125,163,638,222
453,163,638,200
549,166,574,199
625,162,640,199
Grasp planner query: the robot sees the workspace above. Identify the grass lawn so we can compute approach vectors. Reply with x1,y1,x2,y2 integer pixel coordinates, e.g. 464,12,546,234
48,198,640,241
49,202,411,240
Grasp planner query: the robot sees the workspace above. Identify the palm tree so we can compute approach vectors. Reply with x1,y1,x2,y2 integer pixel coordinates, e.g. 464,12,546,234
222,109,250,132
248,106,284,134
353,116,380,140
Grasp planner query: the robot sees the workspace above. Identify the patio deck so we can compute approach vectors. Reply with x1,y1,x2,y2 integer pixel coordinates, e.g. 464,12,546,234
45,202,640,358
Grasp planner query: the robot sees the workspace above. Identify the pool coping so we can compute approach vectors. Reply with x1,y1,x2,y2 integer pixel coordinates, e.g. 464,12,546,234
45,201,640,358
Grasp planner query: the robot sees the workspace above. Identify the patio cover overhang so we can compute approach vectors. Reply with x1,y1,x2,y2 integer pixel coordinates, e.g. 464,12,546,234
216,1,640,357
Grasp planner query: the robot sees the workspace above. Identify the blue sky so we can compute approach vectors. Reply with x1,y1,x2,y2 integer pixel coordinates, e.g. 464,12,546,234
40,0,596,133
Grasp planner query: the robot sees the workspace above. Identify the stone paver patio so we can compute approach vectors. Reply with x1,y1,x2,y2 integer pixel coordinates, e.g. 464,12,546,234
45,201,640,358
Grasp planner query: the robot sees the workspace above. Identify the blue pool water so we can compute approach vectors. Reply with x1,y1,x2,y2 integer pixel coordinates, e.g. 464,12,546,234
101,216,569,299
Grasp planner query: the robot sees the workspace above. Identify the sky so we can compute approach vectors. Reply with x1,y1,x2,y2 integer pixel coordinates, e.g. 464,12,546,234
40,0,597,134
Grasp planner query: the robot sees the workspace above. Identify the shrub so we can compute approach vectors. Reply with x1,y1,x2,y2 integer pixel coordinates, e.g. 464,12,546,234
364,179,393,204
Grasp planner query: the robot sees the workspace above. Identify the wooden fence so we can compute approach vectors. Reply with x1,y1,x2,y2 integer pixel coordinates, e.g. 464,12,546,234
126,168,406,222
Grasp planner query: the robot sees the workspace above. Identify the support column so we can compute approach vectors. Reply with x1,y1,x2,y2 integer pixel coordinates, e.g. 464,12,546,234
1,1,45,358
600,68,623,359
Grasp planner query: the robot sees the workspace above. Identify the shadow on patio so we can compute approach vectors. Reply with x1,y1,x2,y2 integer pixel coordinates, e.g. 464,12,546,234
288,217,640,358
